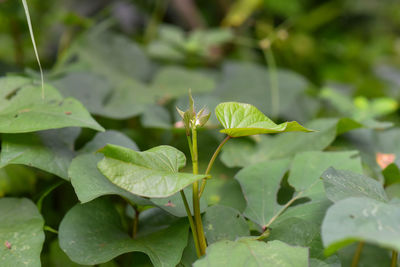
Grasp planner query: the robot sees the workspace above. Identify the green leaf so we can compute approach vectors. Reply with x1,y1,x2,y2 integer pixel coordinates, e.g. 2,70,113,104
151,66,215,99
79,130,139,154
150,187,207,217
59,198,188,266
98,144,208,198
268,217,323,258
214,62,310,120
202,205,249,244
1,128,80,179
288,151,362,192
70,154,151,206
0,198,44,267
193,239,309,267
221,118,363,168
337,243,392,267
322,197,400,255
322,168,388,202
266,151,363,259
235,158,291,227
216,102,312,137
70,131,151,205
0,78,104,133
54,29,154,119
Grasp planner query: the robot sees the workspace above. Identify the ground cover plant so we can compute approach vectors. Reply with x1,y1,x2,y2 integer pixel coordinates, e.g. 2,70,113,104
2,0,400,266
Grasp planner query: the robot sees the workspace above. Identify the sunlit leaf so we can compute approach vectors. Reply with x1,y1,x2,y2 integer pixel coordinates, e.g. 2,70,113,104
216,102,312,137
98,144,208,198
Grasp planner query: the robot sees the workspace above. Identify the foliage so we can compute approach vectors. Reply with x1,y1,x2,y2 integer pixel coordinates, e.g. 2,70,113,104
1,0,400,266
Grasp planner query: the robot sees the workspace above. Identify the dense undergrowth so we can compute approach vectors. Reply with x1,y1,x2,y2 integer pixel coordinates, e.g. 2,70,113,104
1,0,400,266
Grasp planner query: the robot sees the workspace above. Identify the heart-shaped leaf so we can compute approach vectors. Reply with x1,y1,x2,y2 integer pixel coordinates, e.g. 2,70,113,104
98,144,208,198
59,198,188,266
0,128,80,180
215,102,313,137
322,168,389,203
235,158,291,227
202,205,249,244
193,239,309,267
322,197,400,255
0,198,44,267
0,77,104,133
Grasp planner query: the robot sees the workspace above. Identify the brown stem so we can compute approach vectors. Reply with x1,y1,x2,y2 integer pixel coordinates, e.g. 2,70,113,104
351,242,364,267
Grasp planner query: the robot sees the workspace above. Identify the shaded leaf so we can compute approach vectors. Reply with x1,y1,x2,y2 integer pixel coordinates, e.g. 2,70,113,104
288,151,362,192
322,197,400,255
202,205,249,244
221,118,362,168
79,130,139,154
322,168,388,203
194,239,308,267
0,165,36,196
98,144,208,198
214,62,310,120
0,78,104,133
0,128,80,179
0,198,44,267
216,102,312,137
151,66,215,99
150,187,207,217
70,154,151,206
59,198,188,266
235,158,291,227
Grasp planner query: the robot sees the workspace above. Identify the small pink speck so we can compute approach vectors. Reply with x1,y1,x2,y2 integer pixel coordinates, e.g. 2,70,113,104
5,240,11,250
164,200,176,207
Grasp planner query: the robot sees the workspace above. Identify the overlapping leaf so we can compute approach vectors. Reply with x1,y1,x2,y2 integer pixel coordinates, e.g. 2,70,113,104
0,77,104,133
221,117,363,168
194,239,309,267
69,131,150,206
59,198,188,266
0,128,80,180
322,197,400,255
98,144,208,198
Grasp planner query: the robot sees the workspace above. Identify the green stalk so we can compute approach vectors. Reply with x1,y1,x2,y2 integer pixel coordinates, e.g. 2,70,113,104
191,126,207,255
391,250,398,267
180,190,201,258
198,135,231,198
132,207,140,239
351,242,364,267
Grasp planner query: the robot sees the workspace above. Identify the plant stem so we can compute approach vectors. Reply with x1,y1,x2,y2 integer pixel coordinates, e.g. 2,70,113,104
132,207,140,239
351,242,364,267
180,190,201,258
186,135,194,159
191,126,207,255
198,135,231,198
391,250,398,267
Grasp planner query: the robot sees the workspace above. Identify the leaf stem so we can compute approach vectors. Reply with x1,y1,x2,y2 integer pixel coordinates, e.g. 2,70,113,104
198,135,231,198
191,126,207,255
132,207,140,239
351,242,364,267
180,190,201,258
391,250,398,267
